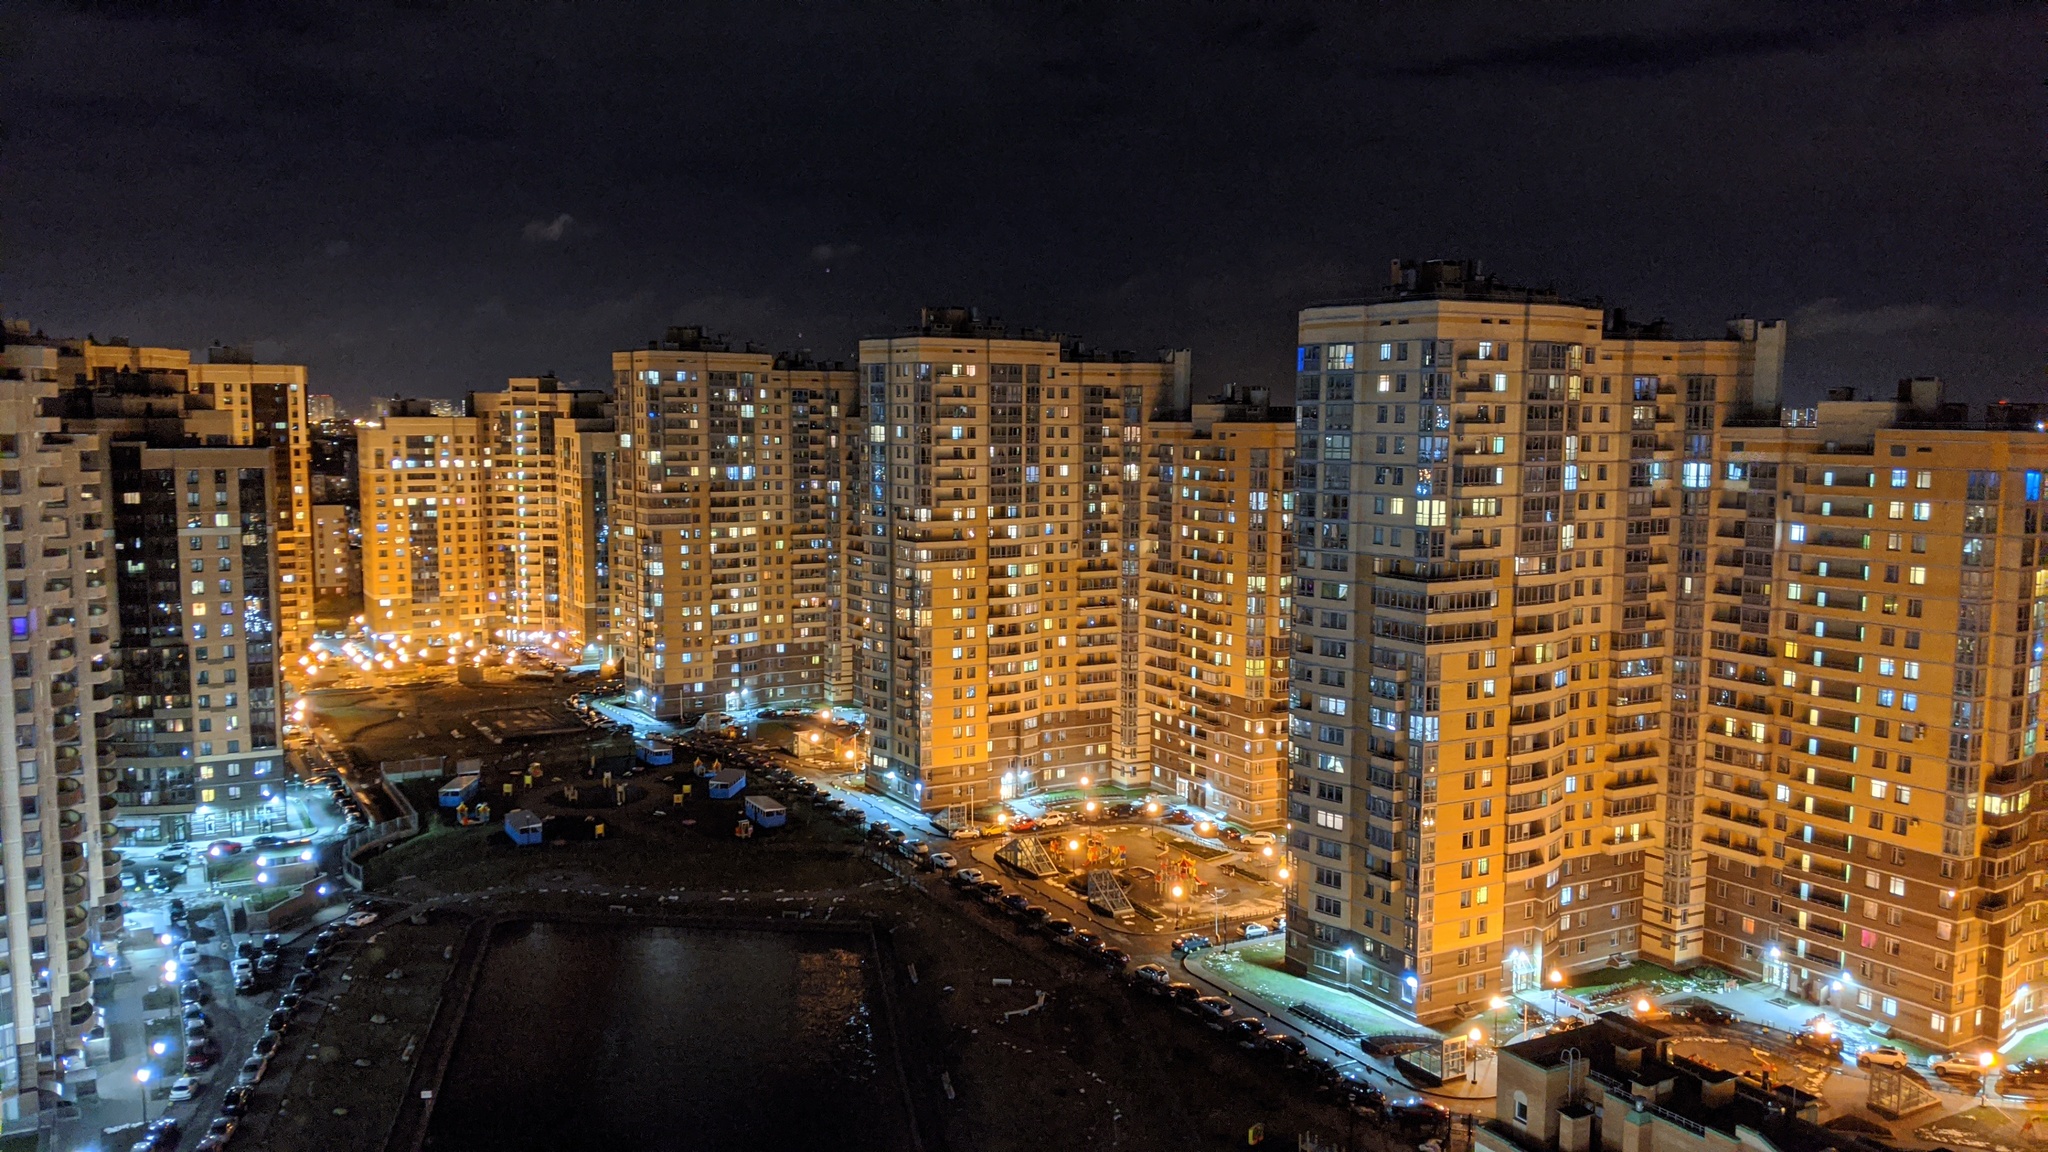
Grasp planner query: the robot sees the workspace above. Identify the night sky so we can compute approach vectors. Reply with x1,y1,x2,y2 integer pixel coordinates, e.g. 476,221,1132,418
5,1,2039,407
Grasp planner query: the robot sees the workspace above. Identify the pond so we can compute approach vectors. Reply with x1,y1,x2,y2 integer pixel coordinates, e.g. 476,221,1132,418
424,920,912,1151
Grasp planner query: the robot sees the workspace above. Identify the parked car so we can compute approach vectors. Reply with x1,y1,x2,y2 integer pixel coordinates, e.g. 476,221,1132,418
1239,921,1271,939
1793,1030,1844,1058
1240,830,1279,848
343,911,379,928
1675,1003,1734,1026
181,1016,209,1040
132,1118,180,1152
234,1055,268,1087
949,867,985,887
276,993,302,1012
1385,1097,1451,1132
1171,933,1213,957
928,852,957,870
1260,1033,1309,1060
168,1075,201,1102
289,970,316,993
1193,996,1235,1026
944,824,982,841
1069,930,1105,954
218,1085,253,1116
1226,1016,1268,1045
304,948,326,971
1036,811,1069,829
260,934,282,954
205,1116,239,1142
1930,1054,1988,1080
1858,1046,1910,1069
1006,817,1038,833
177,940,201,966
182,1004,208,1024
1164,982,1202,1007
180,979,208,1004
1040,919,1078,942
183,1042,218,1072
1131,963,1172,989
1096,947,1130,970
206,840,244,858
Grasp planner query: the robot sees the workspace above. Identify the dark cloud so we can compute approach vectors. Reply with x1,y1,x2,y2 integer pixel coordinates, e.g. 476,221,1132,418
2,0,2039,404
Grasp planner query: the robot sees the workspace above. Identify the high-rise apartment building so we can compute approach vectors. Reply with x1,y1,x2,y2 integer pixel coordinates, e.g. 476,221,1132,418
610,328,855,718
472,377,613,650
357,404,493,652
850,309,1189,815
0,338,120,1105
1284,260,1784,1023
54,341,314,661
311,503,360,599
1140,387,1297,828
556,421,618,663
1698,382,2048,1050
34,343,293,841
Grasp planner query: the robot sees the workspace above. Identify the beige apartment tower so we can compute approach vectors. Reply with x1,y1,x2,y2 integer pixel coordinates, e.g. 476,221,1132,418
850,309,1191,816
358,406,494,651
610,328,855,719
1140,388,1298,828
1698,383,2048,1050
0,338,120,1110
1284,260,1785,1023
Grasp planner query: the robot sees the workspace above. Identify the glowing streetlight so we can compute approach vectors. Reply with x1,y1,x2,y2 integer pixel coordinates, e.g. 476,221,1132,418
136,1066,154,1124
1550,968,1566,1020
1636,998,1652,1015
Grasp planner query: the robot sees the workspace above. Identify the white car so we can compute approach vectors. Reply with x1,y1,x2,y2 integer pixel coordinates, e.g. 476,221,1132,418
952,867,985,886
928,852,958,870
1036,811,1070,829
1858,1046,1910,1069
178,941,201,966
1929,1054,1987,1080
945,825,983,841
1240,831,1279,848
168,1075,201,1101
1240,921,1272,939
343,911,379,928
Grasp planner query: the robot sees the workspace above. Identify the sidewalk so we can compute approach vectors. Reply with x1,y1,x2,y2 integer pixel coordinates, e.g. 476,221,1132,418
1183,937,1498,1104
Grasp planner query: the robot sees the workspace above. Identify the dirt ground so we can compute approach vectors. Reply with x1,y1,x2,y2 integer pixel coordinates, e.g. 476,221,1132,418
296,690,1417,1152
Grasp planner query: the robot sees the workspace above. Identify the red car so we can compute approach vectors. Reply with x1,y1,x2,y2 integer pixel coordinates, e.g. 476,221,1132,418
184,1041,218,1072
207,840,244,858
1007,817,1038,833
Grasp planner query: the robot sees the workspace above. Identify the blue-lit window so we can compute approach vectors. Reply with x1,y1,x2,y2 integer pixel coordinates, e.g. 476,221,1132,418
1297,345,1322,372
2028,471,2042,502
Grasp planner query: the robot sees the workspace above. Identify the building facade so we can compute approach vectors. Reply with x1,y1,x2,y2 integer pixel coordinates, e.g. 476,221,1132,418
55,342,314,662
1697,383,2048,1050
357,407,493,653
850,309,1189,816
1140,388,1297,828
556,421,618,664
1284,260,1785,1024
0,340,120,1112
311,503,360,599
471,377,613,655
609,328,855,719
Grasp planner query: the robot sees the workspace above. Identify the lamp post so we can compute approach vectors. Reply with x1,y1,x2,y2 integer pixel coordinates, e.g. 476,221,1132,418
1550,968,1566,1021
1468,1026,1485,1084
135,1067,153,1126
1979,1051,1996,1104
1490,995,1510,1043
1171,883,1185,929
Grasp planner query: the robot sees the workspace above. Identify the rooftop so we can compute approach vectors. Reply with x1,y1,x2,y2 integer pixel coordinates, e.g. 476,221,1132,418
881,307,1184,364
1503,1015,1864,1152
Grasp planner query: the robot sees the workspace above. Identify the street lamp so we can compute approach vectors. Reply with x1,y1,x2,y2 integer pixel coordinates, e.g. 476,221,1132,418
1468,1026,1485,1084
135,1067,153,1125
1490,995,1510,1042
1549,968,1566,1021
1979,1051,1996,1104
1171,883,1185,928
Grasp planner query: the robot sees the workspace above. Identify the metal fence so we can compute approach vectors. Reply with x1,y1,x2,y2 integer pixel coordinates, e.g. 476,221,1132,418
339,770,423,890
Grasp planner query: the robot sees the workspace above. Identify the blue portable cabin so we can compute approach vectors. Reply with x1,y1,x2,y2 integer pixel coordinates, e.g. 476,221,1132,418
635,737,675,767
708,769,747,799
743,795,786,829
505,809,545,846
439,774,481,808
